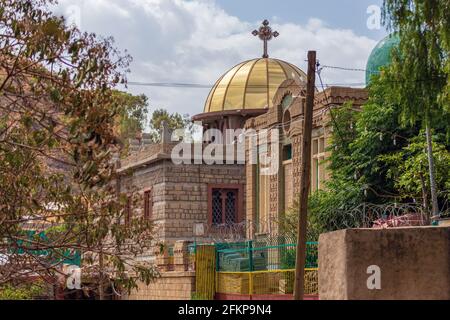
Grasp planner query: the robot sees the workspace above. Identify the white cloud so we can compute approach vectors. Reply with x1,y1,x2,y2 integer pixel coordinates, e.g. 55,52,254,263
54,0,377,118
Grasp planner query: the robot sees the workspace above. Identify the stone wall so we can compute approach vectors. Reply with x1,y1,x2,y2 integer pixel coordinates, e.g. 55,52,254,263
128,271,196,300
117,142,246,299
119,156,246,245
127,241,196,300
119,160,167,239
319,227,450,300
162,160,246,242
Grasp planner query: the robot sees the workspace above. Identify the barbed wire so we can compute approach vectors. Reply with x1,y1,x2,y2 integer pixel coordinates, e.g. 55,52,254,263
189,201,437,244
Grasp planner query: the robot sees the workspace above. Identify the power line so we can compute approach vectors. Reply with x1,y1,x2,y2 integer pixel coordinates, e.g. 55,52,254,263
316,61,348,149
126,81,369,88
305,60,373,73
321,65,369,72
127,77,444,89
127,62,372,89
127,82,210,88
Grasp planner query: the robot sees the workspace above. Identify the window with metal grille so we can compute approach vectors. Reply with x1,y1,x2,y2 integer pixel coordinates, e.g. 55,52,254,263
144,190,152,220
209,188,239,226
212,189,223,225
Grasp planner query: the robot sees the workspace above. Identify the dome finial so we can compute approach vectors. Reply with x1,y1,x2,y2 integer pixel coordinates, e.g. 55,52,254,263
252,19,279,58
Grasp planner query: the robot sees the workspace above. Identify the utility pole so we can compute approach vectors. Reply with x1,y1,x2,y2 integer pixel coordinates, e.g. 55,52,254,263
294,50,316,300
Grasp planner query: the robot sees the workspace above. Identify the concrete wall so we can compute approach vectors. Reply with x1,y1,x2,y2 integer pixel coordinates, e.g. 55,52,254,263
319,227,450,300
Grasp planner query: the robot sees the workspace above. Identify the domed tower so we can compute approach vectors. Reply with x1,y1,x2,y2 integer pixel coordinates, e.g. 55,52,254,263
366,34,400,85
193,20,307,141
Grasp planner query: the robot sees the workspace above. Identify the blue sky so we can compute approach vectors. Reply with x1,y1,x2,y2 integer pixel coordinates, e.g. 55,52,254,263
217,0,387,39
54,0,389,117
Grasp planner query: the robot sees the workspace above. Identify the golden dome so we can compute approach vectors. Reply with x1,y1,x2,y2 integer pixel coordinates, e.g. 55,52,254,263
204,58,306,113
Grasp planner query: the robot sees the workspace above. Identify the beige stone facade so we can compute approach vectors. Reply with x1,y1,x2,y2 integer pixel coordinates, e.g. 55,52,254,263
127,271,196,300
117,142,246,246
244,81,368,238
127,240,196,300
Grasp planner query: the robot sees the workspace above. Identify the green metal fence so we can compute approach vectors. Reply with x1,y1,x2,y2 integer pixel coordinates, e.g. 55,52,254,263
190,239,319,298
9,230,81,266
216,241,318,272
188,238,318,272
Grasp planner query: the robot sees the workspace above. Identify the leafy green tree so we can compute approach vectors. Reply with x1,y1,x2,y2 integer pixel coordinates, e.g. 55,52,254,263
380,133,450,210
301,102,375,236
114,91,149,144
113,91,149,157
340,80,421,199
282,1,450,236
0,0,157,298
382,0,450,216
148,108,192,143
304,74,449,235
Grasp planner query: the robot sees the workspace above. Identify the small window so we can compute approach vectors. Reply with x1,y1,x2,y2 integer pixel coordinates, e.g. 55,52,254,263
283,144,293,161
312,137,327,191
144,190,153,220
319,137,325,153
313,139,319,155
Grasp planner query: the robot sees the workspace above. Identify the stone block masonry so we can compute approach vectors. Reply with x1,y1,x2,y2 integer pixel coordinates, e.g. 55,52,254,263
120,156,246,244
127,271,196,300
244,85,368,239
127,241,196,300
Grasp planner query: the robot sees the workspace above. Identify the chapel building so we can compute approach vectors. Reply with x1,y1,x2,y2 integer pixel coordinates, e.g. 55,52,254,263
116,20,368,253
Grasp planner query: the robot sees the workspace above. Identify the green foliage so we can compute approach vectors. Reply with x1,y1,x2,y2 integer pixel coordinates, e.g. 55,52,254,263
0,283,45,300
114,91,149,145
148,108,192,143
308,180,366,234
0,0,157,294
344,79,421,197
279,244,318,270
381,132,450,201
304,74,449,235
302,98,393,235
279,201,322,242
381,0,449,216
382,0,450,127
279,0,450,237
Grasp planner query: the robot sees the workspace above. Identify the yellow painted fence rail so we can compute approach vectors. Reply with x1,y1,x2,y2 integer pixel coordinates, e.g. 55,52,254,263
216,268,318,296
194,245,216,300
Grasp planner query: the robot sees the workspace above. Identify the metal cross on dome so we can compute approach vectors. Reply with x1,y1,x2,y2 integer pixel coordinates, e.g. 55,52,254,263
252,19,279,58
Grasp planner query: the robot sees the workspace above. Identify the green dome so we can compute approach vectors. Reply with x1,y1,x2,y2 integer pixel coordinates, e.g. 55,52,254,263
366,34,400,85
